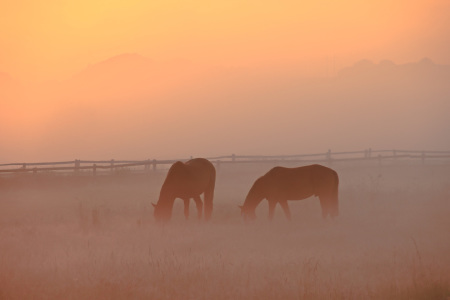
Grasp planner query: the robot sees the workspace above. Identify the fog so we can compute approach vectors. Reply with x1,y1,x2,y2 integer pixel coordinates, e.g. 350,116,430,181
1,1,450,297
1,56,450,162
1,161,449,298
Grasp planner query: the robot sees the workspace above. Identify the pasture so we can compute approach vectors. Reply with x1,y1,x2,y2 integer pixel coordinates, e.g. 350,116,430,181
0,161,449,299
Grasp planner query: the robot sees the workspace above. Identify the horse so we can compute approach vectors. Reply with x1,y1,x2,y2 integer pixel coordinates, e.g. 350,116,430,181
239,164,339,221
152,158,216,222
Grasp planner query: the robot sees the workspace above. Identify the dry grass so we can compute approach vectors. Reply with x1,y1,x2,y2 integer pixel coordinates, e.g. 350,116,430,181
0,162,449,299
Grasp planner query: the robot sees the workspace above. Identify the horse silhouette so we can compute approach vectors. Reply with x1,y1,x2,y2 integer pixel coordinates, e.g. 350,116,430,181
239,164,339,221
152,158,216,222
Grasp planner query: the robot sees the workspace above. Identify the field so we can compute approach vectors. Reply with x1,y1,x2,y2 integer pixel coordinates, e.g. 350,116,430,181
1,161,449,299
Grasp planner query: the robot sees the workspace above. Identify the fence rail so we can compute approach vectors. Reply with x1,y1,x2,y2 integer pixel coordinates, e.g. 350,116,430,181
1,149,450,176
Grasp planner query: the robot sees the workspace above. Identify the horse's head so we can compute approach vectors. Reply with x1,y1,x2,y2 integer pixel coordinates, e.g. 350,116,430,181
239,205,256,222
152,202,171,223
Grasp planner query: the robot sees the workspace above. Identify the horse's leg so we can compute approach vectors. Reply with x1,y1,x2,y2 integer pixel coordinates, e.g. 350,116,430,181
183,198,190,220
268,199,276,221
203,175,215,221
193,195,203,220
279,200,291,221
329,195,338,219
319,196,329,219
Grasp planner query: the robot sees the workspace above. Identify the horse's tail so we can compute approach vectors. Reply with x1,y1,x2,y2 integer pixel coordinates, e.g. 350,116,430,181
331,171,339,218
204,166,216,221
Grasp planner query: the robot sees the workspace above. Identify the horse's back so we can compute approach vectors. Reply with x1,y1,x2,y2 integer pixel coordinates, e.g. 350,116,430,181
185,158,216,173
185,158,216,183
263,164,337,199
165,158,215,197
262,166,313,199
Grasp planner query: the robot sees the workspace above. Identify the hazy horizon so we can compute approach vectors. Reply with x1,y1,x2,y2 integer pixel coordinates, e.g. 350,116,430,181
2,56,450,163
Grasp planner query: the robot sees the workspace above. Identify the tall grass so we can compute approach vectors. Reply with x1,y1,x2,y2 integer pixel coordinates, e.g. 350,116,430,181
0,162,449,299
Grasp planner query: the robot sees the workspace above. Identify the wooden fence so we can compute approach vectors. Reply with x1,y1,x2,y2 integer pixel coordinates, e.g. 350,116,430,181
1,149,450,177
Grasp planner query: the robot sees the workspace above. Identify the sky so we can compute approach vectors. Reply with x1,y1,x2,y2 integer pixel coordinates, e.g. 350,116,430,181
1,0,450,162
1,0,449,81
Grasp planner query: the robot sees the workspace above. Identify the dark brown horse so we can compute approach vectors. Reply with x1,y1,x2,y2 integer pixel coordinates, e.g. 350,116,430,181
152,158,216,222
240,164,339,221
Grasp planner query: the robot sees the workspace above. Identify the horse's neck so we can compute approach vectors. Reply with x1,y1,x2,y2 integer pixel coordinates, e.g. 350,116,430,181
245,196,263,211
244,183,265,211
158,187,176,206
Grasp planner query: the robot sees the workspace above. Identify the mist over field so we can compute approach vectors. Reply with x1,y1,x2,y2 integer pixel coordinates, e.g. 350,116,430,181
1,161,449,299
1,56,450,162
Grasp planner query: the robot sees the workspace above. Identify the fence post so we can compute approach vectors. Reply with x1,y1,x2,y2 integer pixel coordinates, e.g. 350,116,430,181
326,149,332,165
93,164,97,176
75,159,80,174
110,159,115,174
215,160,221,171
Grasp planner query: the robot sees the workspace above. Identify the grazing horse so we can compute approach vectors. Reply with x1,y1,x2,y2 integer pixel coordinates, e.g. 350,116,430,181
240,164,339,221
152,158,216,222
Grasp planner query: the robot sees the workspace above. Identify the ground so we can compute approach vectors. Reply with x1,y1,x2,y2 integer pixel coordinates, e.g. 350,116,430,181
0,161,449,299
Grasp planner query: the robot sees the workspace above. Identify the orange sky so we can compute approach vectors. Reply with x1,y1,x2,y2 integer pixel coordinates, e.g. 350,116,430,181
1,0,450,162
1,0,449,81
